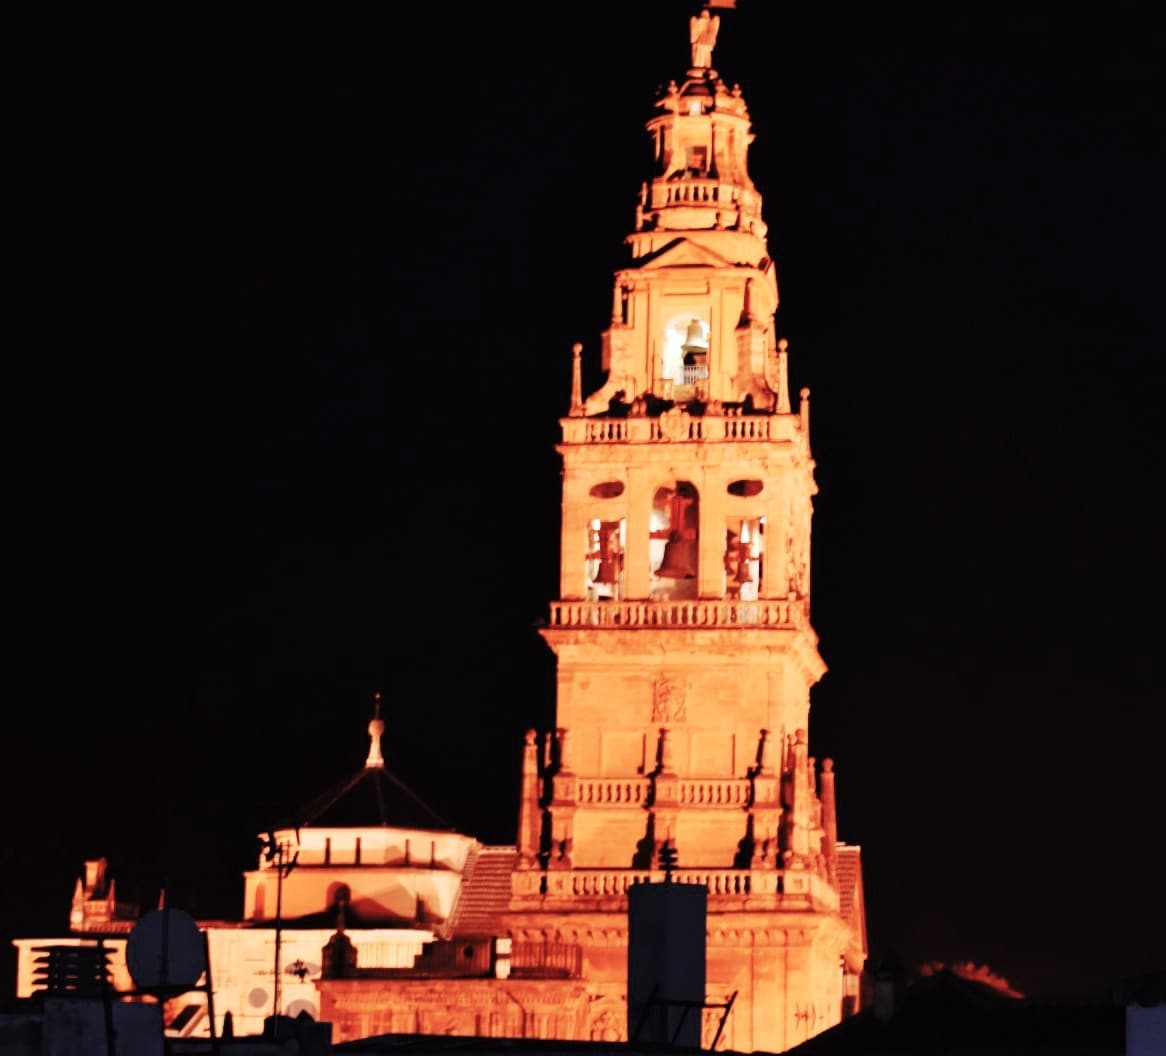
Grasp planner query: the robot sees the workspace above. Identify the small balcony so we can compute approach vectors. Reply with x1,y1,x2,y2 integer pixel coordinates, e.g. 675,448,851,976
560,412,800,446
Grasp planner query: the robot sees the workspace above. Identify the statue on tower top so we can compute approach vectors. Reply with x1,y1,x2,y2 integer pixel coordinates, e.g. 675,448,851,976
689,8,720,69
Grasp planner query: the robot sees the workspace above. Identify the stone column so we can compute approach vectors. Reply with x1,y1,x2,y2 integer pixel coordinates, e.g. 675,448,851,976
516,729,543,868
818,758,838,885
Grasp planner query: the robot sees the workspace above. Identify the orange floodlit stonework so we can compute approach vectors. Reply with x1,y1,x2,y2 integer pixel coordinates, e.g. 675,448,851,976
13,7,866,1052
317,6,868,1051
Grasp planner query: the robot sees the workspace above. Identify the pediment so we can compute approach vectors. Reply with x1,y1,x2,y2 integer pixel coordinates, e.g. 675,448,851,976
637,238,734,270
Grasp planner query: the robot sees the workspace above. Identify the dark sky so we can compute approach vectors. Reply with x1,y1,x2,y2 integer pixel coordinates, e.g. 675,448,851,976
4,3,1164,1006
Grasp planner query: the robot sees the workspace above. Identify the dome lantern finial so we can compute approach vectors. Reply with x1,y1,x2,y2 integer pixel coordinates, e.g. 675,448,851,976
366,691,385,769
689,8,719,72
689,2,735,74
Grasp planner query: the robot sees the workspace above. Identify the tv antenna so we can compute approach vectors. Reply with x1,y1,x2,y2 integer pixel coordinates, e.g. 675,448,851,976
258,828,300,1028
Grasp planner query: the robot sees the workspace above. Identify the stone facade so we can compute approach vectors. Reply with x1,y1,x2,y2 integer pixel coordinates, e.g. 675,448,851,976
318,7,867,1053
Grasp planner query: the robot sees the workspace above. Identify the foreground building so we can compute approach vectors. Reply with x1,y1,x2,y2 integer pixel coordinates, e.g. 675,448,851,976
12,6,867,1051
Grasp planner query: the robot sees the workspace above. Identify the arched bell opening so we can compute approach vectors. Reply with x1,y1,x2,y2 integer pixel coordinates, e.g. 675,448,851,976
586,518,626,601
650,482,699,601
660,314,709,397
724,515,764,601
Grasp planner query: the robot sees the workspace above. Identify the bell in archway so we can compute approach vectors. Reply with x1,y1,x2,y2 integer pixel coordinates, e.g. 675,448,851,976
594,556,621,585
590,521,623,585
681,318,708,355
656,533,697,579
734,555,756,585
724,530,740,574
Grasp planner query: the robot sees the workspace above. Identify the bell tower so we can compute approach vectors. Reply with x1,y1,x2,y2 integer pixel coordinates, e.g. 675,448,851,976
506,7,866,1052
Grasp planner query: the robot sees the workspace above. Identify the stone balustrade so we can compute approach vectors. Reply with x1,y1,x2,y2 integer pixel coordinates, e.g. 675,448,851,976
546,599,803,629
574,777,751,807
560,413,801,446
679,779,751,806
511,866,838,908
576,779,649,805
651,177,728,208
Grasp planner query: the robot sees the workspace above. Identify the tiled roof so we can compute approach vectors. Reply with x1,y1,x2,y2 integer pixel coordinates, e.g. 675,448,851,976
290,765,453,832
835,843,865,950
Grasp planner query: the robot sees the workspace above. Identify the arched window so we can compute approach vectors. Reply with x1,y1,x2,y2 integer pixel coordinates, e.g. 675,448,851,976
661,314,709,387
586,518,626,601
649,482,699,600
724,516,764,601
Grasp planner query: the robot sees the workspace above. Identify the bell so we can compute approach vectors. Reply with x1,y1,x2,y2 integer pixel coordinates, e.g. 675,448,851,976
723,531,740,574
681,318,708,355
656,535,697,579
734,555,755,585
590,520,623,585
594,557,621,585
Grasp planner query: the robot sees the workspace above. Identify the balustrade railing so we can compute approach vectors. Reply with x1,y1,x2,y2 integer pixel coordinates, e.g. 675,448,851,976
561,869,771,898
679,779,751,806
547,599,801,630
574,778,751,807
650,178,729,209
560,414,799,446
577,779,649,805
722,416,774,440
511,867,837,907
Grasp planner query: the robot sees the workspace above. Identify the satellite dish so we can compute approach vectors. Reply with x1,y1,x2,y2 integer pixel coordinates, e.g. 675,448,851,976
126,908,207,993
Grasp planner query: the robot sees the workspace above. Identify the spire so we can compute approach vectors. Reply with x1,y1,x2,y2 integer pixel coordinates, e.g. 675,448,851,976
756,728,773,774
819,758,839,885
782,729,812,864
516,729,543,868
569,342,584,416
365,692,385,769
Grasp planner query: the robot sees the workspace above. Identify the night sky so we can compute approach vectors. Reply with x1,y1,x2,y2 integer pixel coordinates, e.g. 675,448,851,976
5,4,1164,1007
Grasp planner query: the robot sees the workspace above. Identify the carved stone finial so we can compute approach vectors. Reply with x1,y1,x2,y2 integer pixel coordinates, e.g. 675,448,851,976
556,727,572,772
658,727,676,773
757,728,773,774
569,342,584,416
366,692,385,769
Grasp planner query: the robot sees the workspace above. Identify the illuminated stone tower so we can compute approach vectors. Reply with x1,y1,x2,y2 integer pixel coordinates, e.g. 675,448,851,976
505,6,867,1051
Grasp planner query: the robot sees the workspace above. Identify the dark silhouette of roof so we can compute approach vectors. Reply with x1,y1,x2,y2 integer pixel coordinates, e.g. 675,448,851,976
785,968,1125,1055
291,763,454,832
280,706,456,833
